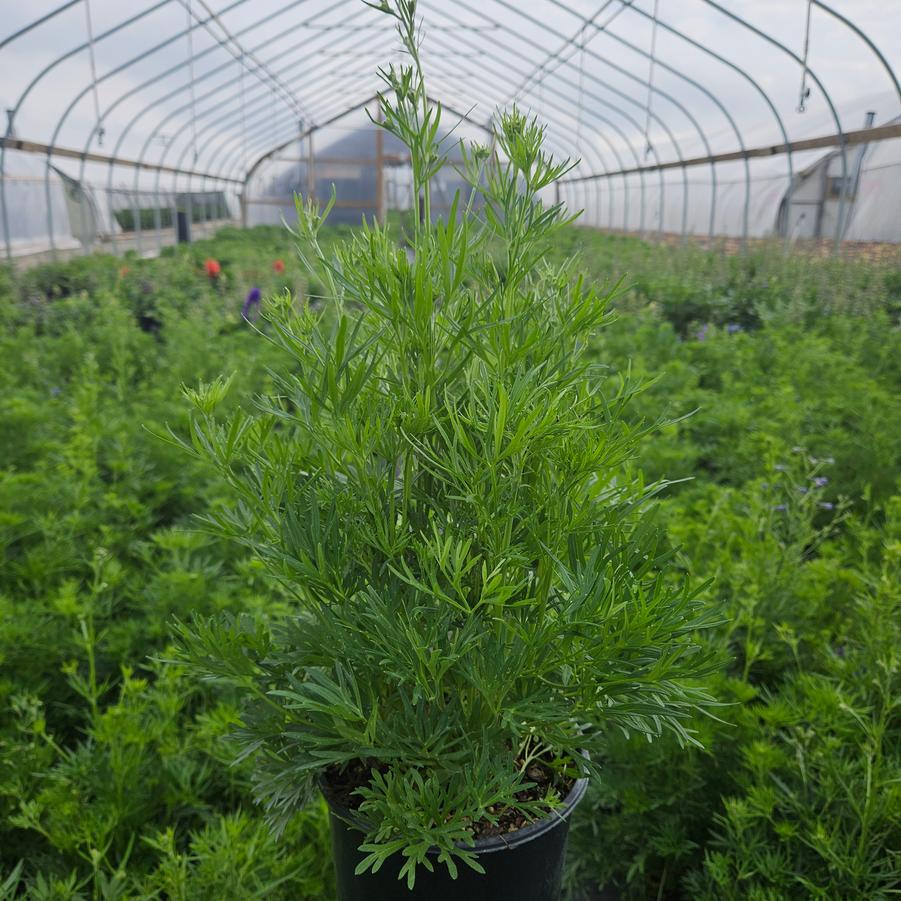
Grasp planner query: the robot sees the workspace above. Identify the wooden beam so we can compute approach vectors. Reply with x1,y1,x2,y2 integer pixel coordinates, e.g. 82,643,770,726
560,122,901,184
0,136,243,184
245,196,378,210
265,154,407,166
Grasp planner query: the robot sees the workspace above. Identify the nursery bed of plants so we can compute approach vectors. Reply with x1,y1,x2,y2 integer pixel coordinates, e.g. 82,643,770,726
1,219,899,899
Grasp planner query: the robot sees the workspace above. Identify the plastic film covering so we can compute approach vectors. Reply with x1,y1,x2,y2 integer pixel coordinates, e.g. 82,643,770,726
1,0,900,262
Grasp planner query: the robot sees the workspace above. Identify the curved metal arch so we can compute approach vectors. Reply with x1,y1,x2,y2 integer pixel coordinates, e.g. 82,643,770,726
408,56,610,225
159,71,364,210
699,0,848,249
608,0,793,247
44,0,323,256
137,2,377,193
4,0,898,262
422,28,628,231
129,5,378,250
151,39,379,186
108,1,372,250
438,29,645,233
3,1,170,129
199,88,369,242
494,1,646,231
186,29,576,193
216,67,588,203
77,0,309,178
75,0,330,252
812,1,901,104
449,0,718,239
244,93,379,191
549,0,793,243
126,6,370,171
0,1,80,54
174,0,307,122
446,0,701,240
434,5,652,235
45,0,268,255
424,10,636,230
538,0,748,244
199,41,404,182
240,89,583,229
206,83,380,192
146,84,357,253
2,0,171,262
461,17,653,237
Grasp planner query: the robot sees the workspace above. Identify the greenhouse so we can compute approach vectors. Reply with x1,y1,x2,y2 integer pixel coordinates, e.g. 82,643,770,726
1,2,899,900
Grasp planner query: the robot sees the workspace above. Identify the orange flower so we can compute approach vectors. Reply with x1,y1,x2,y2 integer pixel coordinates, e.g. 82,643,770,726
272,259,285,274
204,258,221,278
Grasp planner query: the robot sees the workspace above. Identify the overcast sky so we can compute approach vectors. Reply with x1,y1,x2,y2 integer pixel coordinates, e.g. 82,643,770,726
2,0,900,187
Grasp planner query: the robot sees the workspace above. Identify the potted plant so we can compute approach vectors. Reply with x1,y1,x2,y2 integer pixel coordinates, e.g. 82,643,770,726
169,1,720,896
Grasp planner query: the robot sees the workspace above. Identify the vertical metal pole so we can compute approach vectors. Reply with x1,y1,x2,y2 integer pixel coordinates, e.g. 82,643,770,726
2,111,13,265
375,108,385,224
170,190,177,247
203,175,211,238
307,130,315,202
154,184,162,254
45,152,57,260
133,188,142,255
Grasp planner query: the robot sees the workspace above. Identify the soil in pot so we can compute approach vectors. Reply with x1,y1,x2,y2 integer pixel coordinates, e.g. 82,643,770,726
322,755,588,901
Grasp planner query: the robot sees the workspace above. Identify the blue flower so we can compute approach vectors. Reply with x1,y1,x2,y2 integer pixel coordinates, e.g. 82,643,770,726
819,502,834,510
726,323,742,334
242,286,262,320
772,504,787,511
812,476,828,488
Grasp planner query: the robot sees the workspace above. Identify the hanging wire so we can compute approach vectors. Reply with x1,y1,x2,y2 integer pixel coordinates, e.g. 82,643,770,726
239,52,248,171
186,0,199,163
644,0,659,157
538,63,544,114
83,0,104,145
798,0,813,112
576,21,587,146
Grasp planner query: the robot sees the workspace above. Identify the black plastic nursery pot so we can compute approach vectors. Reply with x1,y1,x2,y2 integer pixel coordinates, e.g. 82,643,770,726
323,770,589,901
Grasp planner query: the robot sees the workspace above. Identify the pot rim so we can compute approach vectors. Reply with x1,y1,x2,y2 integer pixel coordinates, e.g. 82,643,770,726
320,754,589,856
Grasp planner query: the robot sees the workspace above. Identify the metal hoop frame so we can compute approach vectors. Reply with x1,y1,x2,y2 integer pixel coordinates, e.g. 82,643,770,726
2,0,898,264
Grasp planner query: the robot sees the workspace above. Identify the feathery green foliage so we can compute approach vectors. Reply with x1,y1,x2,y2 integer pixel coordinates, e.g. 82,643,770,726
169,0,720,885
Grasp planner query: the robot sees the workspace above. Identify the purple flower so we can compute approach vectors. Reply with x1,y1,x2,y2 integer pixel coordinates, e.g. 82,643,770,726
242,286,262,320
696,324,709,342
798,487,808,494
812,476,829,488
819,502,834,510
772,504,787,511
727,323,743,334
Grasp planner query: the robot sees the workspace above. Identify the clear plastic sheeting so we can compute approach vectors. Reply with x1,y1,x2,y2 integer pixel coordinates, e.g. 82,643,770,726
844,129,901,243
0,152,82,256
2,0,900,261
